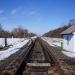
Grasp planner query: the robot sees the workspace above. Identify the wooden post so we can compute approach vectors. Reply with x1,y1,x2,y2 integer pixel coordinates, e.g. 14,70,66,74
5,37,7,47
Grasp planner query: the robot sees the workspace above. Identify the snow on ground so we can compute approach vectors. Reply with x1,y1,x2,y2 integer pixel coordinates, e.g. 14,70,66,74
42,37,75,58
42,37,63,47
0,38,28,47
0,38,29,60
31,36,37,39
0,38,5,47
7,38,25,45
62,51,75,58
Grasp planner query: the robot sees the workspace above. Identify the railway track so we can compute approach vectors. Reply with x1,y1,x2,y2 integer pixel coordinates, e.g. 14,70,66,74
14,38,50,75
2,37,70,75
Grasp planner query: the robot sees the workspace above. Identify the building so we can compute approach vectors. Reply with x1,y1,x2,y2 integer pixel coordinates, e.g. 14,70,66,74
61,25,75,52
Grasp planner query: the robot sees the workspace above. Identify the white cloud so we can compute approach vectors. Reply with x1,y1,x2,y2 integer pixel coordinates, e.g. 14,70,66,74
11,8,37,17
0,10,4,14
20,10,37,17
11,9,17,15
11,7,21,15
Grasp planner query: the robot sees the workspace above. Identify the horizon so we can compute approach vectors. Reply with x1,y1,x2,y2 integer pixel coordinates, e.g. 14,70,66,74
0,0,75,35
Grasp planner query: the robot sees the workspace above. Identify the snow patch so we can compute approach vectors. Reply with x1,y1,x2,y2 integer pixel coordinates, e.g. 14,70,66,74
0,38,29,60
62,51,75,58
42,37,75,58
42,37,63,47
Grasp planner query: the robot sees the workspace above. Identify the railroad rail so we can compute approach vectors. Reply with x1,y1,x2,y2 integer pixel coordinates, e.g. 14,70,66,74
41,38,75,75
15,38,52,75
1,37,75,75
1,39,35,75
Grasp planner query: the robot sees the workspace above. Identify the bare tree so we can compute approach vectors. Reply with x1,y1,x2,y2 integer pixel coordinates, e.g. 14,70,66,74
0,24,3,31
12,26,29,38
0,24,36,38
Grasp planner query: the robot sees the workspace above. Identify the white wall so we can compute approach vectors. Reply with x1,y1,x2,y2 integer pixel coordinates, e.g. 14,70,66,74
63,34,74,52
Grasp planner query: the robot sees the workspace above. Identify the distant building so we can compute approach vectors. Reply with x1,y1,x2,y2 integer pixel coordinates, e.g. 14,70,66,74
61,25,75,52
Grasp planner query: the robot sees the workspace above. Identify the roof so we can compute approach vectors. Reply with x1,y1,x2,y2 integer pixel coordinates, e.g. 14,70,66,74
61,25,75,34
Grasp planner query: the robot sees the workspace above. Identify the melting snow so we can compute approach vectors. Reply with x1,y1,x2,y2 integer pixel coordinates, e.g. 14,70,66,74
62,51,75,58
42,37,75,58
42,37,63,47
0,38,29,60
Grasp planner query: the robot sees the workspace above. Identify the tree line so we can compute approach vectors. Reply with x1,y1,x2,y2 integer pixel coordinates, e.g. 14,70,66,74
0,24,36,38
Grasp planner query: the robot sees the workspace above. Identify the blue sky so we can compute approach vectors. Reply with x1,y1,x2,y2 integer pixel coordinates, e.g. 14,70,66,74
0,0,75,34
